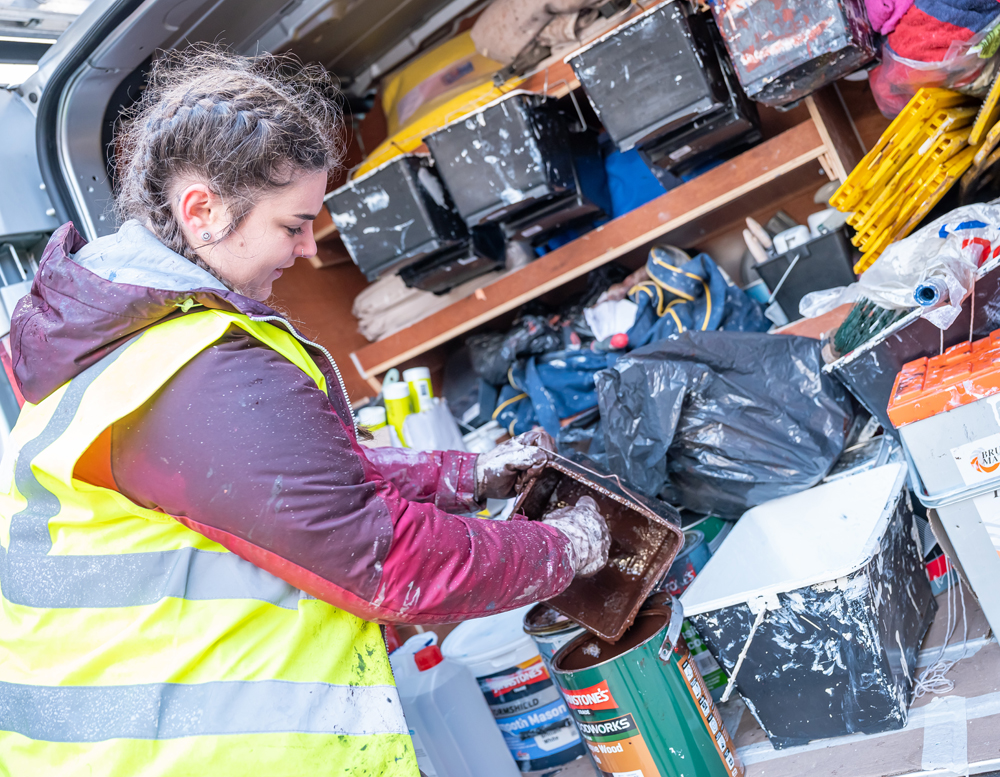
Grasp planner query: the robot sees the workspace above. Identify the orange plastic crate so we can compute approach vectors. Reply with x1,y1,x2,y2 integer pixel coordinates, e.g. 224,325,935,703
888,329,1000,427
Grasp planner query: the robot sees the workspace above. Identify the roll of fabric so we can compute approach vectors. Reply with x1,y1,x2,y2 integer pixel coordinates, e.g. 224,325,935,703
470,0,606,65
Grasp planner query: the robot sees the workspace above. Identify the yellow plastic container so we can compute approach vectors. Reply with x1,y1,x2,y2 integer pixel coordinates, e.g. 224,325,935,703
383,382,413,446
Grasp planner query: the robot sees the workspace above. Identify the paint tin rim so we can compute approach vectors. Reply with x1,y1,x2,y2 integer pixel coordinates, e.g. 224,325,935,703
551,604,672,675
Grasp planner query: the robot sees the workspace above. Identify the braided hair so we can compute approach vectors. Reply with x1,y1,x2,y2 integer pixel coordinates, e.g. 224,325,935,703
114,45,343,276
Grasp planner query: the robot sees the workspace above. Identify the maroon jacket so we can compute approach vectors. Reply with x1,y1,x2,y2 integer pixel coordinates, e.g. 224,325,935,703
10,222,575,623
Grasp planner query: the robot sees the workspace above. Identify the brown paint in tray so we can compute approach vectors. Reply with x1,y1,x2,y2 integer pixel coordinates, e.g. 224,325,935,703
515,457,684,642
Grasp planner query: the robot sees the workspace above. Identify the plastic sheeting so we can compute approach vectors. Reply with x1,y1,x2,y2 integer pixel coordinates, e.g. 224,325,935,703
800,201,1000,329
596,331,855,517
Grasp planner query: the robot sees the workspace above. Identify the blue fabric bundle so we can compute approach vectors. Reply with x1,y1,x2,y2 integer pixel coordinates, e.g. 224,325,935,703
626,249,769,348
493,350,611,438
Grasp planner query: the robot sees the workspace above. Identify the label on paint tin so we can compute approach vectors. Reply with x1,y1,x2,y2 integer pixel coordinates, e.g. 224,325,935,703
681,621,728,696
574,712,661,776
477,655,583,769
562,680,618,714
677,642,744,777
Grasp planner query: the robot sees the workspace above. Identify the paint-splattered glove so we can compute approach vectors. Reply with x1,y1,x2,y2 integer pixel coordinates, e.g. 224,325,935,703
475,429,556,500
543,496,611,577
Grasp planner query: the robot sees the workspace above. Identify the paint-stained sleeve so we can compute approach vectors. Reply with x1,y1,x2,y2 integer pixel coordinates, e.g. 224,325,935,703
364,447,481,515
110,333,575,624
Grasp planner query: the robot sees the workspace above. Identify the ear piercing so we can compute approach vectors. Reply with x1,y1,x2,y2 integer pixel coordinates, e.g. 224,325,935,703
201,232,211,241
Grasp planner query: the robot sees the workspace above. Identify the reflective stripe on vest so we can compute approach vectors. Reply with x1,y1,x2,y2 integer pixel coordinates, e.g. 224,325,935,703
0,310,416,777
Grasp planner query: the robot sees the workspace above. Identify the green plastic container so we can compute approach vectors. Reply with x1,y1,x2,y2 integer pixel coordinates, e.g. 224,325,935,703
552,597,743,777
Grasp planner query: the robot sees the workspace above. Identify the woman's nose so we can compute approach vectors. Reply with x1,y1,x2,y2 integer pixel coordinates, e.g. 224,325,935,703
298,225,318,259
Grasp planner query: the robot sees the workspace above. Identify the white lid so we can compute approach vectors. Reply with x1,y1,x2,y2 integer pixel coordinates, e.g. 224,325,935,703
383,381,411,400
441,606,538,678
403,367,431,381
358,406,387,426
682,463,907,616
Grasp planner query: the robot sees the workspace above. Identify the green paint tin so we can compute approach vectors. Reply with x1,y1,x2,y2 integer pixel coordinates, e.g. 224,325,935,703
552,596,743,777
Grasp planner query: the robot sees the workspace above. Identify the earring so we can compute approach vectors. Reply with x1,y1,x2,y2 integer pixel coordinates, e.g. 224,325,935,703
201,231,211,241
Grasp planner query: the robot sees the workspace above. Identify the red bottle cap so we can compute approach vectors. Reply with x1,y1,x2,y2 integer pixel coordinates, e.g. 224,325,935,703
414,645,444,671
610,333,629,350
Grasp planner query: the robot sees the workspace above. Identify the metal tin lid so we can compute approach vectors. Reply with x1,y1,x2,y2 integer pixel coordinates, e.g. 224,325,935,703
888,329,1000,427
523,604,577,636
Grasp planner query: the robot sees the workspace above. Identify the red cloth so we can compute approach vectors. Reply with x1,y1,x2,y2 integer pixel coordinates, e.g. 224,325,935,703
889,6,976,60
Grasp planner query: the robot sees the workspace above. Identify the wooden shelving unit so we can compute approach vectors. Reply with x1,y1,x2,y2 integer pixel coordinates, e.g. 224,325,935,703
347,89,863,381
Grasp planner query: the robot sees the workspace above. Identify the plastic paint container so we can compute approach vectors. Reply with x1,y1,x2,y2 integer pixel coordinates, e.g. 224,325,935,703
662,530,711,596
552,596,743,777
523,605,604,773
403,366,434,413
357,406,387,430
683,514,735,555
357,406,392,448
523,605,586,669
383,381,413,445
442,607,586,771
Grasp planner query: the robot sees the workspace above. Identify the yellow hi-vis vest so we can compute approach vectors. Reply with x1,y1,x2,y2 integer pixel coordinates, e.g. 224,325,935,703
0,309,417,777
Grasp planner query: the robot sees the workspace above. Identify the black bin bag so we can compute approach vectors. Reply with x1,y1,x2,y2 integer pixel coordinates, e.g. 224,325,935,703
596,331,854,517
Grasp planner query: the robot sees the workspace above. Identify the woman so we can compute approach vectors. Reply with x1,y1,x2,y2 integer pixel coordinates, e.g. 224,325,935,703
0,48,609,776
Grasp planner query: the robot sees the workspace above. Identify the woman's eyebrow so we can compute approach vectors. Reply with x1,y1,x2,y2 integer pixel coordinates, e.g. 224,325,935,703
292,212,320,220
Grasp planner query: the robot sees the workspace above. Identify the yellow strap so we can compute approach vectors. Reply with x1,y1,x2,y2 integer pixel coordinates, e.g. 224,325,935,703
493,393,528,420
25,311,325,485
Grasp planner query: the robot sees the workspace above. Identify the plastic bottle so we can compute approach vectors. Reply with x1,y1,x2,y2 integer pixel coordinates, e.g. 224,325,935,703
357,406,392,448
383,381,412,445
391,634,519,777
402,366,434,413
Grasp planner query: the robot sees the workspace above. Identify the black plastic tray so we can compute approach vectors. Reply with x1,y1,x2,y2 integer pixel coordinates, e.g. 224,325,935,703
325,155,466,281
424,94,577,227
755,226,858,322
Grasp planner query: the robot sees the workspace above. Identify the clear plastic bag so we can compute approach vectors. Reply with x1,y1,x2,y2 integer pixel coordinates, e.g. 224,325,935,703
800,201,1000,328
870,37,1000,117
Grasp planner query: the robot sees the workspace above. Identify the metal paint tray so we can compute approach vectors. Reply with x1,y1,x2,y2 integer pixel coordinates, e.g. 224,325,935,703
325,154,467,281
514,456,684,642
681,464,936,749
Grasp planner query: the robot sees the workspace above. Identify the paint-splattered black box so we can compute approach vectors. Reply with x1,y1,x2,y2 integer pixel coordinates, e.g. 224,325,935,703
326,154,467,281
707,0,876,107
683,463,936,748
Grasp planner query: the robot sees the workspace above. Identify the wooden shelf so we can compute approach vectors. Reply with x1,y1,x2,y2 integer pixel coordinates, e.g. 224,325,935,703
350,111,851,380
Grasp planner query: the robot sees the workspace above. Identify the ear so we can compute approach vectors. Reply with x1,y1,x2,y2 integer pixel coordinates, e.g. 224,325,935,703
175,183,227,241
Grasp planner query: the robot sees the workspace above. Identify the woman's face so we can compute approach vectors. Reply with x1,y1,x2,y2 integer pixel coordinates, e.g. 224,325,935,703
175,169,328,301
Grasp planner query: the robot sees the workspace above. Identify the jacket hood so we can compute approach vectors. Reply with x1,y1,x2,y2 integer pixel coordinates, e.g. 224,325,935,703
11,221,280,404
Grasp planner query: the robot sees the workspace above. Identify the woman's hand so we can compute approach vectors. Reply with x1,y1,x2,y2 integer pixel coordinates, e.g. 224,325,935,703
543,496,611,577
475,429,556,500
